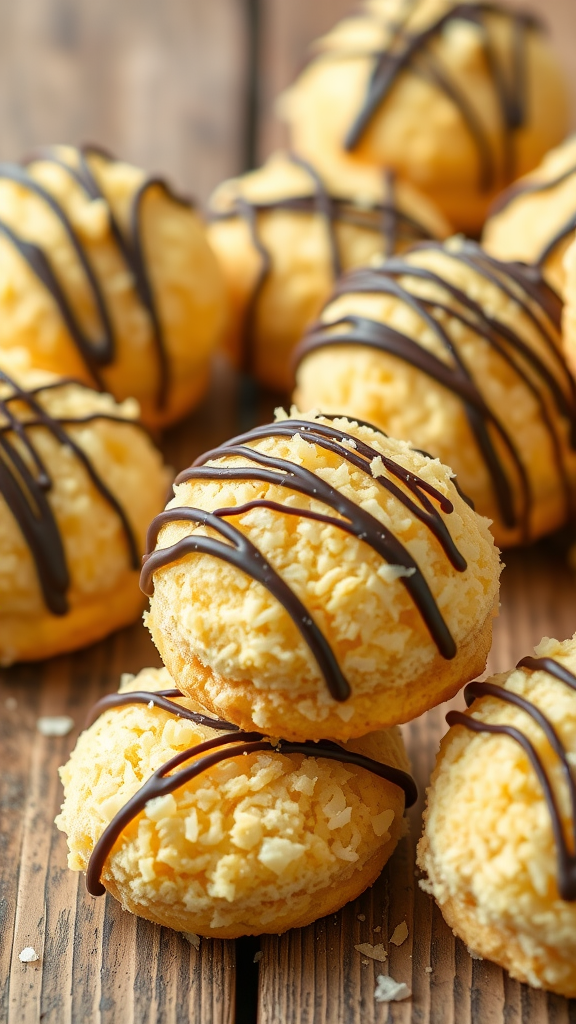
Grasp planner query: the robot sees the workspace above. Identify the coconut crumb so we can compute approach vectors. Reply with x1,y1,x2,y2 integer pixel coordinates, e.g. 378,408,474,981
183,932,200,949
374,975,411,1003
390,921,409,946
36,716,74,737
355,942,388,962
253,950,263,963
424,966,433,974
357,913,366,922
373,925,381,934
19,947,40,963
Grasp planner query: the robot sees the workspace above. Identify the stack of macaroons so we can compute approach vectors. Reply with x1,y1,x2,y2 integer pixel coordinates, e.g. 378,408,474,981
0,348,170,665
57,410,501,936
0,145,226,428
207,150,451,390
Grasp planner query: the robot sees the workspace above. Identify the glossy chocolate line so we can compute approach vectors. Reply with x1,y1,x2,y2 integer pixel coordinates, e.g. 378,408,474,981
517,655,576,691
0,147,192,408
85,688,239,731
447,661,576,901
182,445,462,651
85,689,417,895
0,370,139,614
209,152,436,372
142,420,463,701
343,2,538,189
142,506,352,701
296,242,576,535
195,419,466,568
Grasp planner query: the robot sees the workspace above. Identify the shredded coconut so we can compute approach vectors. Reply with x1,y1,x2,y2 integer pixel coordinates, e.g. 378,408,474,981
19,947,40,963
36,716,74,737
374,975,411,1003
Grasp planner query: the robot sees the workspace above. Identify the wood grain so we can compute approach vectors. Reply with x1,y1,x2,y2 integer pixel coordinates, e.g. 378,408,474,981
0,0,248,202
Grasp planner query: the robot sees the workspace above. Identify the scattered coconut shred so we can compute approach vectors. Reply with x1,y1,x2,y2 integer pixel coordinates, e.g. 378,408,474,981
18,948,40,963
374,975,411,1003
36,716,74,737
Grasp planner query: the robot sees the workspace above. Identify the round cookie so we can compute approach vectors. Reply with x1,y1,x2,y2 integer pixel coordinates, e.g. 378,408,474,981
483,135,576,295
0,145,226,428
294,239,576,549
278,0,568,233
0,349,170,665
417,634,576,998
141,411,501,741
56,666,416,938
207,150,451,391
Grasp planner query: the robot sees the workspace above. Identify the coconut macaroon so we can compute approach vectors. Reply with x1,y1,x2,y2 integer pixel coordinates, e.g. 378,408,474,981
207,150,451,391
417,634,576,998
278,0,568,233
141,411,500,741
294,239,576,549
0,349,170,665
0,145,226,428
483,136,576,296
56,666,415,938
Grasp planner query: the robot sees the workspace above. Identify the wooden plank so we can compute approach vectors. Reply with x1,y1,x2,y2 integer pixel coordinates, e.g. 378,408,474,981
0,366,243,1024
0,0,248,201
258,534,576,1023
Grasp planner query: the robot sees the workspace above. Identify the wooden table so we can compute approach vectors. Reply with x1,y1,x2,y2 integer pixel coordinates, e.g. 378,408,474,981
1,364,576,1024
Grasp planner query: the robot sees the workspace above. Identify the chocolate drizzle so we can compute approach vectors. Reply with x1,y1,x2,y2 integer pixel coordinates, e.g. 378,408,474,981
340,1,540,190
295,240,576,539
488,158,576,266
84,687,417,896
209,153,438,371
0,369,140,614
447,655,576,901
141,417,468,702
0,146,193,409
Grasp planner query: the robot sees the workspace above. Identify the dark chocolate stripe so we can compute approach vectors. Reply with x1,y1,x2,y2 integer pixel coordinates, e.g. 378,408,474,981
85,688,240,732
341,2,539,190
141,418,466,703
295,241,576,537
0,146,193,409
84,689,417,896
0,370,140,614
446,658,576,900
209,153,437,372
487,154,576,230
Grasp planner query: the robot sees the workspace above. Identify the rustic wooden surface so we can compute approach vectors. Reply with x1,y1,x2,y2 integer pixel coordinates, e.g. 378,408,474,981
0,0,576,1021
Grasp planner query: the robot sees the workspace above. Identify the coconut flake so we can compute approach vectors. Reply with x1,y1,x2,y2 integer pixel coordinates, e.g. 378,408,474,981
183,933,200,949
36,716,74,737
19,947,40,963
374,975,411,1003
